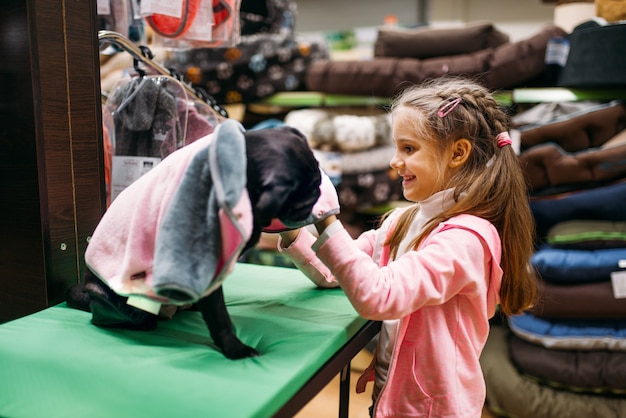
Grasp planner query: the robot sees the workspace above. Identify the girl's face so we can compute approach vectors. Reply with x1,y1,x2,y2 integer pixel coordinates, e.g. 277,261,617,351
390,107,451,202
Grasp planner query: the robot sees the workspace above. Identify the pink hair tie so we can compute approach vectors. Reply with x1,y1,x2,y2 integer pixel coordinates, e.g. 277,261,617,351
437,97,462,117
496,131,512,148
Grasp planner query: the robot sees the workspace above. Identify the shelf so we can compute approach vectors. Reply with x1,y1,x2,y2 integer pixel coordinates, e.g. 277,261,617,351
252,91,390,108
512,87,626,103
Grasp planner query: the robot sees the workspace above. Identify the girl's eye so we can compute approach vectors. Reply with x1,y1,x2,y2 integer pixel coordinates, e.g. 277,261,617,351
403,146,414,153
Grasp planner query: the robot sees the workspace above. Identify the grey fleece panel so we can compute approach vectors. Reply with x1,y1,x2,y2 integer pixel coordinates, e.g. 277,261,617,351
152,120,247,303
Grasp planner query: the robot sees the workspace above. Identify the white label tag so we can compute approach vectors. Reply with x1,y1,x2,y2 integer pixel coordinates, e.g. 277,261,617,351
182,0,214,42
619,259,626,269
610,271,626,299
96,0,110,15
127,296,162,315
545,37,570,67
140,0,183,18
111,156,161,201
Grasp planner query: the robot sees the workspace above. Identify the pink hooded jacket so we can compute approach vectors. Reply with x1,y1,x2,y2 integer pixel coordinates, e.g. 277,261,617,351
280,209,502,417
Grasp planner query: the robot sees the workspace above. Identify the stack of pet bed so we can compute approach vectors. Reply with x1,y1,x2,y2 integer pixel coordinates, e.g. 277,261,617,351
283,107,403,218
481,100,626,417
305,22,567,98
164,0,329,104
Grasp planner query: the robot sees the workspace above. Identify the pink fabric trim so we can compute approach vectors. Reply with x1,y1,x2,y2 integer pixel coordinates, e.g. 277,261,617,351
496,131,512,148
206,191,253,296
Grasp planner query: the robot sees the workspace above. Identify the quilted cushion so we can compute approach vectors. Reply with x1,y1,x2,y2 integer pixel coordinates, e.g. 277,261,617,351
508,312,626,351
547,220,626,250
557,21,626,87
481,325,626,418
531,244,626,284
518,100,626,153
530,179,626,239
482,25,566,90
520,132,626,194
508,332,626,395
531,278,626,319
374,21,509,59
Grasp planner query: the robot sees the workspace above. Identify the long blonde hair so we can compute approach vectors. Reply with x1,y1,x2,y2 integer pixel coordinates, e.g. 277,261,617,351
386,77,537,316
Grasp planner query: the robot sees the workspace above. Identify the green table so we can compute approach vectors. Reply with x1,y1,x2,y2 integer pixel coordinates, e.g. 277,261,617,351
0,263,379,418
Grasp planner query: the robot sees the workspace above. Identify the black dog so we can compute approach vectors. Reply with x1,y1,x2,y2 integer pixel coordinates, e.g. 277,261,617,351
67,123,321,359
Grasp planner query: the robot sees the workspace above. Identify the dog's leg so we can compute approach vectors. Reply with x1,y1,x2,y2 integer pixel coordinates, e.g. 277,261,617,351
196,286,259,359
84,269,158,331
66,282,93,312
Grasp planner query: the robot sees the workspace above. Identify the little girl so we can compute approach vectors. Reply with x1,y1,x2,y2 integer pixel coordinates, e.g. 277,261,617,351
279,76,537,417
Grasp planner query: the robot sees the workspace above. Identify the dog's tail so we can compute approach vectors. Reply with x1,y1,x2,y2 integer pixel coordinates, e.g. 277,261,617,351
65,283,92,312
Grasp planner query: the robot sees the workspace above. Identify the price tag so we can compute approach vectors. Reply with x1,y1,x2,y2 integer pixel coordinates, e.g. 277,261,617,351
183,0,214,42
141,0,183,18
545,37,570,67
111,156,161,202
611,270,626,299
97,0,110,15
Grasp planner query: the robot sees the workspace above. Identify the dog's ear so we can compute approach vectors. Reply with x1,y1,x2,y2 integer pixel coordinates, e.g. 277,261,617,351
244,125,321,226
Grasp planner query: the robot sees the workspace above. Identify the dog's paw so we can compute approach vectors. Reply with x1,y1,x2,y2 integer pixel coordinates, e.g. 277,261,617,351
218,335,260,359
65,283,92,312
224,344,260,360
86,282,158,331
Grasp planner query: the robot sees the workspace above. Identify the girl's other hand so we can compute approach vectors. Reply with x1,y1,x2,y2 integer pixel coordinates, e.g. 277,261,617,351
315,215,338,235
279,228,301,247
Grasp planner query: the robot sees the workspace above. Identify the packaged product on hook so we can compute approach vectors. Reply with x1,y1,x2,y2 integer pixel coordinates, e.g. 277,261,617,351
142,0,242,49
103,73,191,203
97,0,144,42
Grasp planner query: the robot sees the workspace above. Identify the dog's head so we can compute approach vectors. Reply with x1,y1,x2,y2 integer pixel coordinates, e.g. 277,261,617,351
243,126,321,250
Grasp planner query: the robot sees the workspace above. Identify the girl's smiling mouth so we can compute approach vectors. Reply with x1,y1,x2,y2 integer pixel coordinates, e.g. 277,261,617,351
402,175,416,186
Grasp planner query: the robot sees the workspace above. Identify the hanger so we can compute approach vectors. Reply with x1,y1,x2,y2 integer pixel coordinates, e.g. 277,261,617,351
98,30,229,119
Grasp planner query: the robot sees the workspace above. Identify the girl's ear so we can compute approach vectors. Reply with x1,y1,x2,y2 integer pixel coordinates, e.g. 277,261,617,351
448,138,472,168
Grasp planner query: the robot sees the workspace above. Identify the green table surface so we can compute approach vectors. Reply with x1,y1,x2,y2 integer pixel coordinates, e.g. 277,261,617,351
0,263,370,418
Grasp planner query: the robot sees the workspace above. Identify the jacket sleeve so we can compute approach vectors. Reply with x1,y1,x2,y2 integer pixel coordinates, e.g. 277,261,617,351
278,225,381,288
314,219,501,320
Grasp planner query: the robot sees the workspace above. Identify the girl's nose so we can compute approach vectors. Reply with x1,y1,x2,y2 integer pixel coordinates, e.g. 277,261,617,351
390,154,403,169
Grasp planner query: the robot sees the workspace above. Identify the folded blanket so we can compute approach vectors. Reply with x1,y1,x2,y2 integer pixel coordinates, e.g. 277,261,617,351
374,21,509,59
511,101,602,127
508,312,626,351
547,219,626,250
509,331,626,394
531,244,626,284
531,279,626,319
530,179,626,239
520,138,626,193
518,100,626,152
